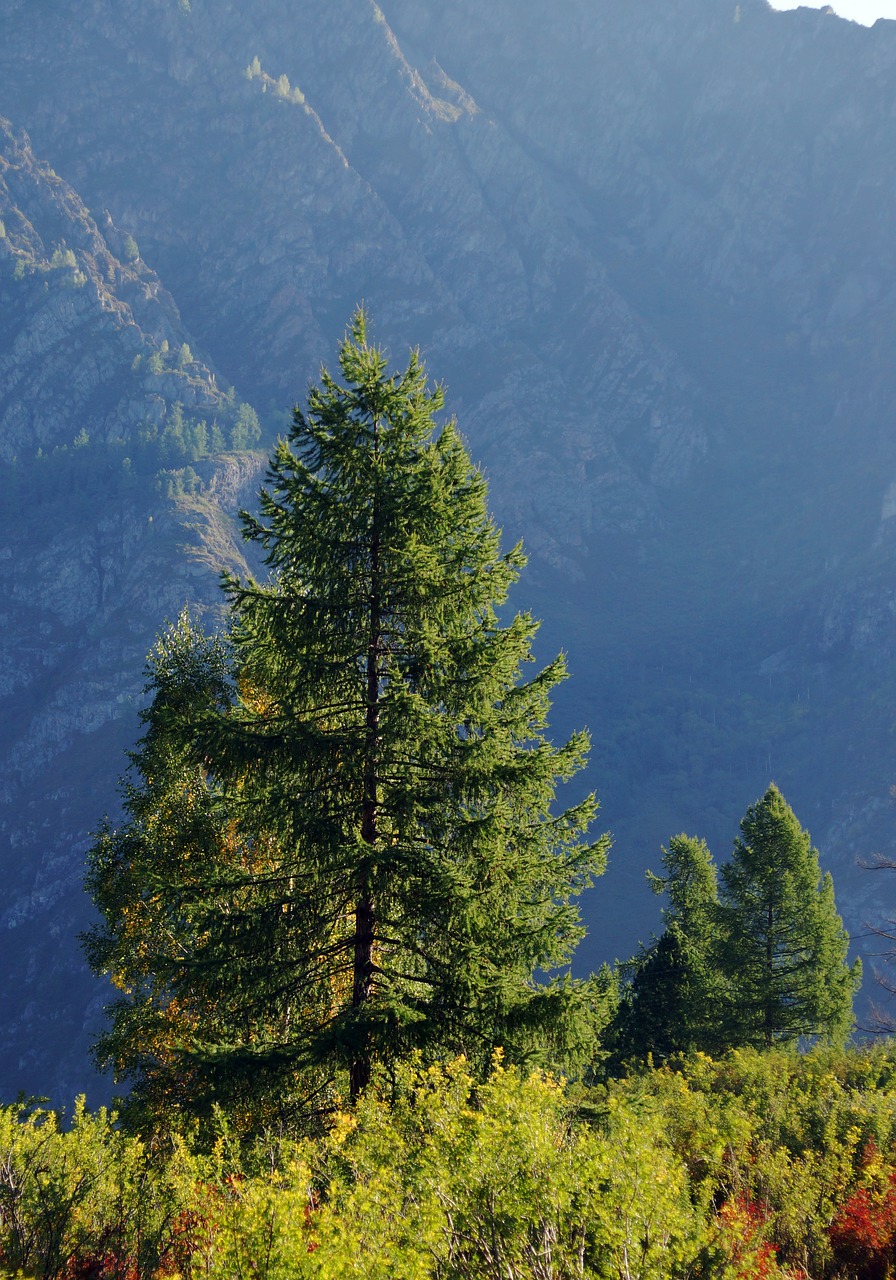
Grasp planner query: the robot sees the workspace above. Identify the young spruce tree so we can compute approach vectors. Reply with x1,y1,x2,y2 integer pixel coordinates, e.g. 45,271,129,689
718,784,860,1048
86,312,608,1131
608,834,728,1066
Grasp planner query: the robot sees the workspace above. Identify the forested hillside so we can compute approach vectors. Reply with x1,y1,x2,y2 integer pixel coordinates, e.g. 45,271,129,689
1,0,896,1100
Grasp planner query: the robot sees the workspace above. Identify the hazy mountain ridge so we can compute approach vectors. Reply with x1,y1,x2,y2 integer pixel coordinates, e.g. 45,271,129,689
0,115,264,1099
1,0,896,1097
0,121,231,460
0,0,710,564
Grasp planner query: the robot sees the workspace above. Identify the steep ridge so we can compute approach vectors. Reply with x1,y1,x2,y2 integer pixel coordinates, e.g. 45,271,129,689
0,0,708,567
0,121,230,458
0,0,896,1094
380,0,896,969
0,119,265,1100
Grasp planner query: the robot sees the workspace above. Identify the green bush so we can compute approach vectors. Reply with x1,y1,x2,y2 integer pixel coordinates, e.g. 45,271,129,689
4,1049,896,1279
0,1099,198,1280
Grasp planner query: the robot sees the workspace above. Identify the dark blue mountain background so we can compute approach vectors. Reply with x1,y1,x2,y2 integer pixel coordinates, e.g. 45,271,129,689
1,0,895,1100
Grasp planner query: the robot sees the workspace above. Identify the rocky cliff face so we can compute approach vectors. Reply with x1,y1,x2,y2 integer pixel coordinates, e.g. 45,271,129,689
0,0,712,570
1,0,896,1095
0,121,229,459
0,117,264,1100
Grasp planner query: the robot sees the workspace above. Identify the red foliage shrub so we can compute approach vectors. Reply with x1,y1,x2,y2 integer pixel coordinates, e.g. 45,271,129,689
829,1155,896,1280
61,1229,138,1280
716,1194,781,1280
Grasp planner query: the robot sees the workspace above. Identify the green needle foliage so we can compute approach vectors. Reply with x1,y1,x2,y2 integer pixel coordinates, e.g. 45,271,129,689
718,783,861,1048
609,834,729,1066
85,310,608,1134
606,787,860,1070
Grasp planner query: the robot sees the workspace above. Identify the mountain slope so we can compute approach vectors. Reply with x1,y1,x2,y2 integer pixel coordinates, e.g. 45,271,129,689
0,118,265,1100
1,0,896,1094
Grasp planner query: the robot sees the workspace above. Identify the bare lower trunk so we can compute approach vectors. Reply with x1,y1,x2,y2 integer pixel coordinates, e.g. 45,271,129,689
350,889,375,1099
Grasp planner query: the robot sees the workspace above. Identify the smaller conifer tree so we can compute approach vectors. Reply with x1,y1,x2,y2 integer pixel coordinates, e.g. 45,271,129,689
718,783,860,1048
609,834,727,1065
607,788,859,1070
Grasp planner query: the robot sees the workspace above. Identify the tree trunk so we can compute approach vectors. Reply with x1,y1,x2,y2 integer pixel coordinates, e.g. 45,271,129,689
350,889,375,1099
351,430,381,1102
764,903,774,1048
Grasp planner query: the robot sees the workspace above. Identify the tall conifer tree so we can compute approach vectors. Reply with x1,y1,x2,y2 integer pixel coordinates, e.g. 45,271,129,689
86,312,608,1129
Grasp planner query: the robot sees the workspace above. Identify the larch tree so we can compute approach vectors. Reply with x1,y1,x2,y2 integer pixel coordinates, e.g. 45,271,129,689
718,784,860,1048
82,617,299,1132
85,311,609,1132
